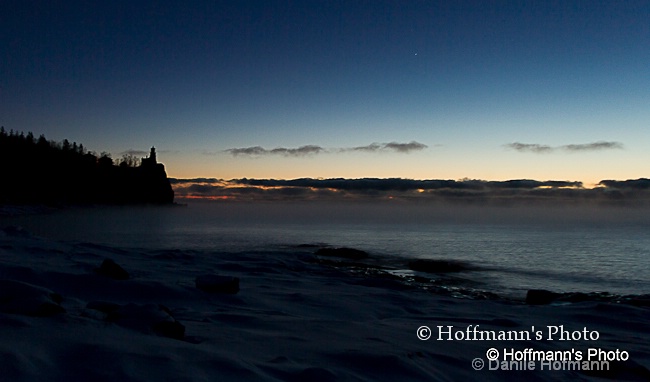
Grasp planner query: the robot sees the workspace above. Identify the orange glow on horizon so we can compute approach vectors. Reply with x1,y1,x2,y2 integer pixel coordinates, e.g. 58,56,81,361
180,195,234,201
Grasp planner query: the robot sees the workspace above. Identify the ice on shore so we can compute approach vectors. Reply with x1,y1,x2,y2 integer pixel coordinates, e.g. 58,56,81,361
0,227,649,381
0,280,65,316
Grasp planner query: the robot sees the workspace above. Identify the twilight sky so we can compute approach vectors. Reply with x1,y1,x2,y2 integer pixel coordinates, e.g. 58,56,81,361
2,0,649,186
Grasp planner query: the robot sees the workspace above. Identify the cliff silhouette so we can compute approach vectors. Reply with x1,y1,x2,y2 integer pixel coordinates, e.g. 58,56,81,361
0,128,174,205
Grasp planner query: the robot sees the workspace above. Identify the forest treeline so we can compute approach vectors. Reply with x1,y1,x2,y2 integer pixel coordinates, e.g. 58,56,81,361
0,128,174,205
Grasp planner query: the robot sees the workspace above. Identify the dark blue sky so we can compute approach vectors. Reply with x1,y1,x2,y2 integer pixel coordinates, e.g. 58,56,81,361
2,1,649,183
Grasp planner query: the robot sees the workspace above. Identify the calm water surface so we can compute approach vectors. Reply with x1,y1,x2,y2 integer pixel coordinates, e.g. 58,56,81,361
4,200,650,298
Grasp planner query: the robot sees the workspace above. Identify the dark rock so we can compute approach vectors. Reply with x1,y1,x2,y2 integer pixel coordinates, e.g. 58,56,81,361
408,259,469,273
50,293,63,304
556,292,616,303
152,320,186,340
95,259,129,280
1,226,30,237
87,300,121,314
195,275,240,294
0,280,65,317
295,244,322,248
525,289,559,305
622,295,650,308
315,247,369,260
104,303,186,340
39,302,66,316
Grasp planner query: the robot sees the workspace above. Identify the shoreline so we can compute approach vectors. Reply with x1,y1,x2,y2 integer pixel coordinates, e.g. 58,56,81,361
1,203,648,300
309,249,650,307
0,226,648,381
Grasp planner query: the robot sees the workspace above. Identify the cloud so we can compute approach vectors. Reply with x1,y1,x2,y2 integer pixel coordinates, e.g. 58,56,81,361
598,178,650,190
347,143,383,152
119,149,149,157
225,141,428,157
562,141,623,152
234,178,582,193
172,177,596,203
169,178,223,185
506,141,623,153
270,145,325,156
226,146,268,156
172,177,650,207
342,141,428,153
383,141,428,153
225,145,324,157
505,143,553,153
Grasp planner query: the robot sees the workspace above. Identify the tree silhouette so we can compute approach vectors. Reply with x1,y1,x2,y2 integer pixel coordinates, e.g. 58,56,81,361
119,153,141,168
0,130,173,204
98,152,113,167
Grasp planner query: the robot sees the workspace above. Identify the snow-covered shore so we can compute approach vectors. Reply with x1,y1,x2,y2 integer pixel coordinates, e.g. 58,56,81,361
0,226,649,381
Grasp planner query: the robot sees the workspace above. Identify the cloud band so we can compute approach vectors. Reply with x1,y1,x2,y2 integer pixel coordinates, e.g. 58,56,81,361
225,141,427,157
506,141,623,153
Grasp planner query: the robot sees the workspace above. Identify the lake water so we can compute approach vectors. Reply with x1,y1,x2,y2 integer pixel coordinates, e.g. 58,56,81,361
4,200,650,299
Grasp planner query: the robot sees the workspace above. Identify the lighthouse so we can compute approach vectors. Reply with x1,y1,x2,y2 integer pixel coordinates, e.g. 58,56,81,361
142,146,157,167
